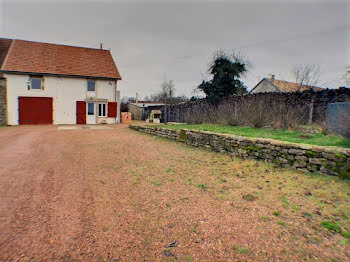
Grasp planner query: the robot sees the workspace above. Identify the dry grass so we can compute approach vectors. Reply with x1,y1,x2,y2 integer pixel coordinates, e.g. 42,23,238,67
0,125,349,261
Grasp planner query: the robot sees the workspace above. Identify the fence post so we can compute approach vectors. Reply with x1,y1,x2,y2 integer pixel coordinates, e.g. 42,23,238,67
308,97,314,125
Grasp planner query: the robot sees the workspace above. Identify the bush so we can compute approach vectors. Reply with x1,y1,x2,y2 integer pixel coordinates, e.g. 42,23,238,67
183,96,309,130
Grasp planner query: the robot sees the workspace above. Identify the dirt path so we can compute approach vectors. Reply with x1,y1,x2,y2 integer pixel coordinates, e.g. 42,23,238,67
0,125,349,261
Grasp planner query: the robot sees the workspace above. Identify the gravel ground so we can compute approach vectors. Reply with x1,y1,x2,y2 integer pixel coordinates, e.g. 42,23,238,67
0,124,349,261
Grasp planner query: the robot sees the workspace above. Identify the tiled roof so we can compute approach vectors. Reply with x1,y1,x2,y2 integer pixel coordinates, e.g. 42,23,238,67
0,38,12,70
273,79,322,92
0,38,121,80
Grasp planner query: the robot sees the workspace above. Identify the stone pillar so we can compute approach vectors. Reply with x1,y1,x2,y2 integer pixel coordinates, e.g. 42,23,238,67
0,78,7,125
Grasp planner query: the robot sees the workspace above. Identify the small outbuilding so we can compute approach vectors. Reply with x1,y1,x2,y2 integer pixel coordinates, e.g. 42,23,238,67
129,101,164,120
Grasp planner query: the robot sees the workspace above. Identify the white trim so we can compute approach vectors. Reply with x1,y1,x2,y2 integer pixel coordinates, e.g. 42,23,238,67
30,76,43,91
97,102,107,117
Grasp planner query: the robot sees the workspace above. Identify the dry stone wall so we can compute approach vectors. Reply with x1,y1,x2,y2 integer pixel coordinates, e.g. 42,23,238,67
0,78,6,125
129,125,350,179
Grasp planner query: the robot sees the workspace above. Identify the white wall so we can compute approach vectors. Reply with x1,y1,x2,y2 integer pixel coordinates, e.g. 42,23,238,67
5,73,118,125
250,79,281,94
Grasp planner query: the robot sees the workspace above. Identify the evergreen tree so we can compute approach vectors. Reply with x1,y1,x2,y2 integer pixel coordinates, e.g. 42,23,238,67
198,50,249,104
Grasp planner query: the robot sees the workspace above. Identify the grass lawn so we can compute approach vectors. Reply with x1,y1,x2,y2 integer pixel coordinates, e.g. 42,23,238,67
160,124,350,148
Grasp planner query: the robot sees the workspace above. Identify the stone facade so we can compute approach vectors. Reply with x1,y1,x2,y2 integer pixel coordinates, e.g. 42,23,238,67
130,125,350,179
0,78,6,125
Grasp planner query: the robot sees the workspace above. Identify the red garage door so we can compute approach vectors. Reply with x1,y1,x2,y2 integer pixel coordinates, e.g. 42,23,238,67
18,97,53,125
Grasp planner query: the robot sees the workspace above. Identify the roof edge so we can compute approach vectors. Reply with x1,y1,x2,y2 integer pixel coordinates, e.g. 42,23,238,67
249,78,282,93
1,70,121,81
1,37,111,52
1,39,15,70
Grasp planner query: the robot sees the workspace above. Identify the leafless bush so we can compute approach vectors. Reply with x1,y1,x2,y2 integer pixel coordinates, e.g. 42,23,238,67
270,102,308,129
183,97,309,130
184,107,205,124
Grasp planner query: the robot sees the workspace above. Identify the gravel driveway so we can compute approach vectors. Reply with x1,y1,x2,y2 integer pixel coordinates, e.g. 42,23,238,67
0,124,349,261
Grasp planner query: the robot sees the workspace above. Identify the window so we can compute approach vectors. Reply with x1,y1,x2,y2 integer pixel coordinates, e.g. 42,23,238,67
87,80,95,92
87,103,94,115
30,77,42,90
98,103,107,117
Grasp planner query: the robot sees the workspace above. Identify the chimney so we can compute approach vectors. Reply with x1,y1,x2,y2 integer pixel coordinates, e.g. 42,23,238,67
135,92,139,103
100,43,103,50
269,74,275,83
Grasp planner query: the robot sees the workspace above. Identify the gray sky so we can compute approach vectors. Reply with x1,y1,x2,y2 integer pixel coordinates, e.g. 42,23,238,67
0,0,349,99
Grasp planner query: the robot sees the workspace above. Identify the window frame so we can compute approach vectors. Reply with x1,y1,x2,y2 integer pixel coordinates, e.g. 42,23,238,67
30,76,43,91
98,103,107,117
87,80,96,92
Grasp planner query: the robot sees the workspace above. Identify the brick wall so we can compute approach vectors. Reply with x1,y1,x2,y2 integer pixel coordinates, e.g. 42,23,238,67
0,78,6,125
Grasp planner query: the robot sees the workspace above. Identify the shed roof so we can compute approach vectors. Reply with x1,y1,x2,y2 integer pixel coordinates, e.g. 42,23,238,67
130,102,164,108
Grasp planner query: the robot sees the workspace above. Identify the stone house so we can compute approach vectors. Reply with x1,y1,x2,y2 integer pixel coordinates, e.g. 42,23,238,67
0,38,122,125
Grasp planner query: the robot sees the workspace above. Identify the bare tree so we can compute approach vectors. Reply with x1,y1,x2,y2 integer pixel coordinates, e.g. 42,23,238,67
159,79,175,123
291,64,320,91
343,66,350,87
291,64,321,125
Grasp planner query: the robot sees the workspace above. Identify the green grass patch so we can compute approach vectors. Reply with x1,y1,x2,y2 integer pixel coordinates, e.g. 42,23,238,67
273,210,281,216
280,195,289,208
291,205,300,212
261,216,271,222
196,183,208,190
342,231,350,239
321,220,342,233
234,245,250,254
159,124,350,148
278,221,286,226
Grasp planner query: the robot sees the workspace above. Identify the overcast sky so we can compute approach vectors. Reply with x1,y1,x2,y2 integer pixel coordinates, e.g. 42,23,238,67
0,0,349,99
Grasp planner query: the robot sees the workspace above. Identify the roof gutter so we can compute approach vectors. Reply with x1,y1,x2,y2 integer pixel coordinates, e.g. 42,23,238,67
0,70,121,81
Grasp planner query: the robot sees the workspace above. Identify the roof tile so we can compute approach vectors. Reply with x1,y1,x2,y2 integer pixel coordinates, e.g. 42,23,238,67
0,38,121,79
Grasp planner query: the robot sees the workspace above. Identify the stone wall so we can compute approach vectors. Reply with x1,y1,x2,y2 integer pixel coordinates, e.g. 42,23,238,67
129,125,350,179
0,78,6,125
166,88,350,125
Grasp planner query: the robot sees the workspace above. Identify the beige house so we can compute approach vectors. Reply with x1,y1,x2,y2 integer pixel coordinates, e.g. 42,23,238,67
250,75,323,94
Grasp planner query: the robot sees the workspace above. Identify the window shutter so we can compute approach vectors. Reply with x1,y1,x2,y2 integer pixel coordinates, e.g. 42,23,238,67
108,102,117,117
41,78,45,90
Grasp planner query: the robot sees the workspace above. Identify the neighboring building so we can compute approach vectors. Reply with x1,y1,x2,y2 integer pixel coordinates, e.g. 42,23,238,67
129,101,164,120
0,38,121,125
250,75,323,94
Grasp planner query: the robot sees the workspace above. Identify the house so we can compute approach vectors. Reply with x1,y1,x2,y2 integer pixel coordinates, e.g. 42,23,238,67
249,75,323,94
0,38,121,125
129,101,164,120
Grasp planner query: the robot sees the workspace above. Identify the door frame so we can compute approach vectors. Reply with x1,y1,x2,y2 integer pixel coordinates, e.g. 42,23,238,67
86,102,96,124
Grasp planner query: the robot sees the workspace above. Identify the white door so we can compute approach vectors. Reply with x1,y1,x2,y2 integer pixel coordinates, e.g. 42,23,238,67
87,102,96,124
